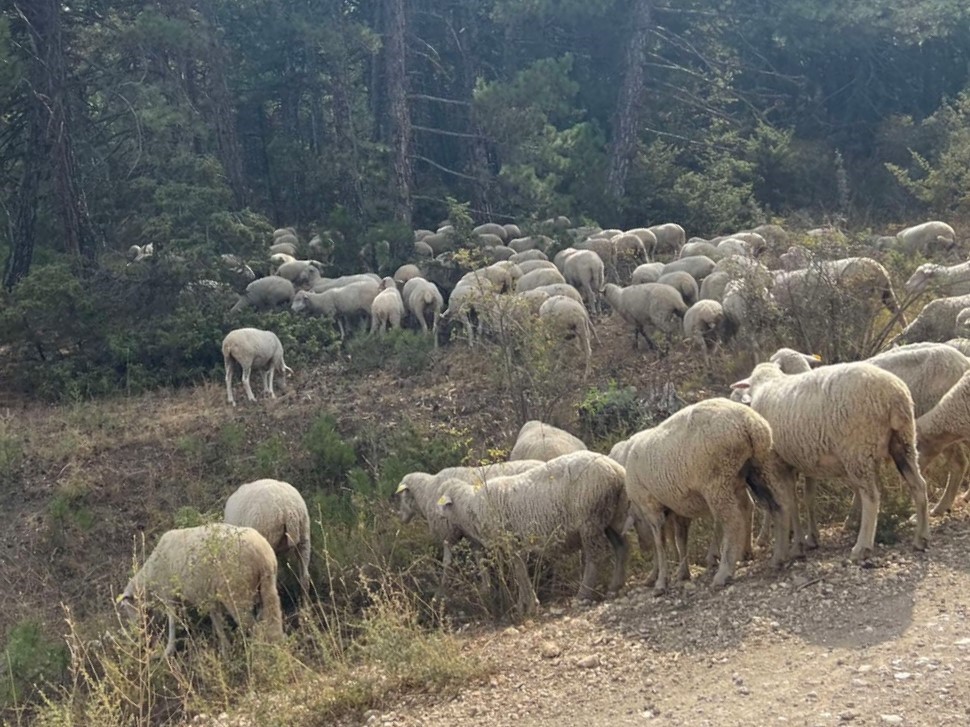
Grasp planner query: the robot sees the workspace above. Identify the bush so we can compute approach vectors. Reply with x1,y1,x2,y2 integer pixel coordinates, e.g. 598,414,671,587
577,381,646,444
343,329,437,377
1,621,69,710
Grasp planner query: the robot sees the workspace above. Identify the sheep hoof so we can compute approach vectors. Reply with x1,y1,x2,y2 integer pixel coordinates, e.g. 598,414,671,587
712,575,731,589
651,585,666,598
912,535,929,552
803,535,819,550
849,546,872,563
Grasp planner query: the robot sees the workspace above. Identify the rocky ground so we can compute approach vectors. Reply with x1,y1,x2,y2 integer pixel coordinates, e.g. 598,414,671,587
367,513,970,727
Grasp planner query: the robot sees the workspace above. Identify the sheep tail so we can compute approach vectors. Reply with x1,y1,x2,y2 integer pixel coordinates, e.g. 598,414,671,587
889,429,922,484
742,419,780,513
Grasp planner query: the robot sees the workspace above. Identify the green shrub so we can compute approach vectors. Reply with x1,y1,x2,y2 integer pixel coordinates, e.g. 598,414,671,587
1,621,69,710
302,414,357,489
344,329,436,377
577,381,645,443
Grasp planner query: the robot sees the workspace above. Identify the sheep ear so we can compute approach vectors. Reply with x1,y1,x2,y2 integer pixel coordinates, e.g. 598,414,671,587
394,482,409,495
436,494,453,509
808,353,823,366
730,379,750,390
115,593,129,605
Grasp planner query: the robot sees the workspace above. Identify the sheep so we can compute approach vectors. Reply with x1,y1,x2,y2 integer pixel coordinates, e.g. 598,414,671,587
528,283,584,304
423,232,454,255
224,479,310,602
509,249,549,264
273,227,297,240
311,273,381,294
679,240,722,260
661,255,716,282
957,309,970,337
575,237,615,278
915,372,970,512
726,231,767,256
751,224,790,250
721,278,772,358
269,252,297,269
779,245,812,271
435,451,630,613
773,257,904,323
268,241,299,257
414,229,434,241
414,240,434,258
603,282,687,353
473,222,508,241
370,277,405,334
657,271,698,306
625,228,658,260
394,264,422,284
611,233,648,271
503,223,523,239
222,328,293,406
475,233,505,249
647,223,687,258
509,235,553,253
893,294,970,344
904,262,970,297
625,398,791,593
730,361,930,561
516,259,558,275
945,338,970,357
220,254,256,286
393,461,544,591
538,295,596,373
402,277,444,340
485,245,515,262
716,238,750,258
515,266,567,293
630,262,665,285
275,259,325,289
509,420,588,462
561,249,606,313
441,275,499,346
699,271,730,302
292,279,380,340
230,276,295,313
683,300,726,362
895,220,957,256
116,524,283,657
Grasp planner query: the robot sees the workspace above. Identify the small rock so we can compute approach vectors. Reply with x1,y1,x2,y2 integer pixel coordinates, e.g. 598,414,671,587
739,686,750,696
880,717,903,725
894,672,912,681
840,711,856,721
576,655,600,669
503,626,520,637
540,641,562,659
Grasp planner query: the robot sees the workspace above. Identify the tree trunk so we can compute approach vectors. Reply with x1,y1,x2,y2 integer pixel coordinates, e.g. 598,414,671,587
3,93,46,289
606,0,653,201
331,71,366,220
384,0,413,228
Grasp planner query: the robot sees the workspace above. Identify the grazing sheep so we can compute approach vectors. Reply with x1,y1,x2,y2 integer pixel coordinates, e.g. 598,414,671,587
371,277,405,334
727,231,767,256
393,461,544,591
716,238,750,258
485,245,515,262
516,259,558,275
473,222,508,241
683,300,726,362
699,271,730,302
625,228,659,260
612,233,648,272
503,223,523,240
893,294,970,344
657,271,698,306
904,262,970,297
625,398,791,593
116,524,283,657
509,420,588,462
224,479,310,601
957,309,970,337
402,277,444,340
509,249,549,264
915,372,970,511
515,266,567,293
222,328,293,406
273,227,297,240
293,279,380,340
751,224,790,250
509,235,553,253
562,249,606,313
662,255,716,282
773,257,904,323
394,264,422,285
647,223,687,258
230,276,295,313
220,254,256,286
268,241,299,257
528,283,584,304
895,220,957,256
779,245,812,271
275,260,323,289
538,295,596,373
414,240,434,258
269,252,297,270
604,283,688,352
945,338,970,356
311,273,381,294
435,451,630,613
631,262,665,285
730,361,930,560
441,276,499,346
575,237,615,278
721,278,773,358
423,232,454,255
679,240,722,260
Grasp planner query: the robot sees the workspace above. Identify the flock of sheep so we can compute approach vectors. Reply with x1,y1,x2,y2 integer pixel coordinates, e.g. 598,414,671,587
123,214,970,653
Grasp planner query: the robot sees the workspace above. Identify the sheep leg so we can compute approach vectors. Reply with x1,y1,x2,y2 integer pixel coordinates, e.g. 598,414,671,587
704,522,720,568
739,492,755,561
265,367,276,399
576,531,608,603
850,482,880,562
164,609,178,658
930,445,968,515
842,490,862,534
241,366,257,402
802,477,821,549
713,505,746,588
511,553,538,615
604,527,629,596
297,539,311,604
209,608,232,656
673,516,691,581
631,510,659,586
897,457,930,552
224,357,236,406
646,507,669,595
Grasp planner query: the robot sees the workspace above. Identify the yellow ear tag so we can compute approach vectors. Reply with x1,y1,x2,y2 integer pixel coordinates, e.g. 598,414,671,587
812,354,822,361
437,495,449,506
394,482,408,494
115,593,126,604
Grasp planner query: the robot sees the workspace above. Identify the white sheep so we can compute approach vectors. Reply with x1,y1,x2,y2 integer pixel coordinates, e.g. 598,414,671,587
224,479,310,601
414,240,434,258
916,372,970,511
435,451,630,613
647,223,687,258
625,398,792,593
715,237,749,258
402,277,444,341
657,270,698,306
630,262,665,285
393,461,544,591
370,277,405,335
893,293,970,344
904,262,970,297
394,263,423,285
946,338,970,356
561,249,606,313
678,240,723,260
527,283,584,305
625,228,659,260
537,295,596,372
441,275,499,346
698,270,730,302
683,300,726,362
730,361,930,561
514,266,567,293
293,280,381,340
230,276,295,313
508,420,588,462
116,524,283,657
268,241,299,257
311,273,381,294
662,255,716,282
473,222,508,241
516,259,558,275
222,328,293,406
509,249,549,264
895,220,957,256
603,282,687,353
